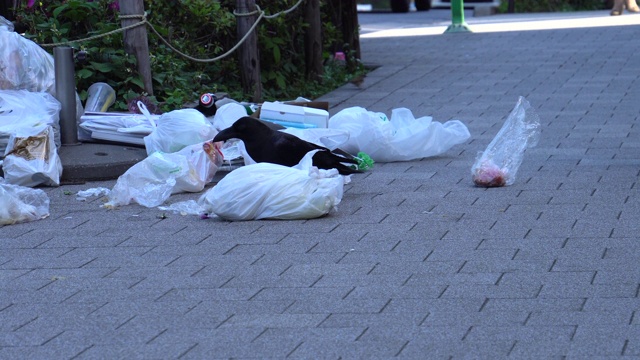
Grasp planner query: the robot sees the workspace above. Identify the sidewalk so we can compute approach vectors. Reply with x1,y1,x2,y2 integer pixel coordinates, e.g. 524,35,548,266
2,10,640,358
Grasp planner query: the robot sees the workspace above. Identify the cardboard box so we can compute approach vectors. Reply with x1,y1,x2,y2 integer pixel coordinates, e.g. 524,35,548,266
259,101,329,128
284,101,329,111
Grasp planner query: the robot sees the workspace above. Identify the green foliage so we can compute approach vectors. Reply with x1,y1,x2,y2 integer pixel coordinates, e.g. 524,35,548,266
13,0,363,112
497,0,606,13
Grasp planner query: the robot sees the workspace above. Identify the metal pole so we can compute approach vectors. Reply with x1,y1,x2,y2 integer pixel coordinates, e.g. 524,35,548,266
54,46,79,145
445,0,471,33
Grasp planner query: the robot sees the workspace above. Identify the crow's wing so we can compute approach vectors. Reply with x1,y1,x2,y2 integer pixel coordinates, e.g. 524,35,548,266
266,131,325,167
240,128,319,166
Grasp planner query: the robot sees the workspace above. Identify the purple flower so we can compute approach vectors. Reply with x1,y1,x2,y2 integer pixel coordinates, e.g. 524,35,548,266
27,0,35,8
109,1,119,11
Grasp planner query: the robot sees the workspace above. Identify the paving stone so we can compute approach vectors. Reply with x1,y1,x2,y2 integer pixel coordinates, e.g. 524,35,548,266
2,10,640,358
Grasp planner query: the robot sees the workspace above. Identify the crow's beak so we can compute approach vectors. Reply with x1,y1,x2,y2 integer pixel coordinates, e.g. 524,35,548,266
212,127,238,143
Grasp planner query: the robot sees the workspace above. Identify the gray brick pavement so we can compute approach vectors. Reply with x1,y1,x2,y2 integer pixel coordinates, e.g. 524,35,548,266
2,8,640,359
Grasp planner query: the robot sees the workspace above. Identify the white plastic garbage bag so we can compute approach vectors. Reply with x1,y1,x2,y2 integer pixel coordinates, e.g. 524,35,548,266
104,141,223,208
0,177,50,225
0,16,55,93
471,96,541,187
199,151,346,221
281,127,350,151
2,125,63,187
0,90,62,153
212,102,248,131
143,109,217,155
328,107,470,163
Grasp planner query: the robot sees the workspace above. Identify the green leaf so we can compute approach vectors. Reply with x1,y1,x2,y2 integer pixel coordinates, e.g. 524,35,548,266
276,74,286,89
76,68,93,79
128,77,144,90
89,62,114,73
52,4,68,18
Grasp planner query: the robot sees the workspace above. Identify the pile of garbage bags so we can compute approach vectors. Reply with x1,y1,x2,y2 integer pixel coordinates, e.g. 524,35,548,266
0,13,542,225
78,96,540,221
0,15,68,191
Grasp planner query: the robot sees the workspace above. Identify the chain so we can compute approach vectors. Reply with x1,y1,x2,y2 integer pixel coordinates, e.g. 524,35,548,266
37,0,306,63
40,13,148,48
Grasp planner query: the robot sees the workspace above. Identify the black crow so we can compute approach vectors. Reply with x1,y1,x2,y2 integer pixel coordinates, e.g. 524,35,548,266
212,117,361,175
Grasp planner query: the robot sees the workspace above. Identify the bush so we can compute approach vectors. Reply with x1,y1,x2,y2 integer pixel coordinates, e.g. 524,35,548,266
12,0,365,113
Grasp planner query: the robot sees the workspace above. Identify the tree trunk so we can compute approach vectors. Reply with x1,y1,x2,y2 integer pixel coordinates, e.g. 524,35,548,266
304,0,323,81
327,0,361,70
119,0,153,96
0,0,15,21
236,0,262,102
341,0,360,71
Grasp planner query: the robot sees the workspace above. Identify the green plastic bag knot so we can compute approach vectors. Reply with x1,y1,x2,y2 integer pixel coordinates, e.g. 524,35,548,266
353,152,374,171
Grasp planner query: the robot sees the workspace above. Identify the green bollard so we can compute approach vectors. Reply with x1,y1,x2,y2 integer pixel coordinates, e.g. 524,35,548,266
445,0,471,33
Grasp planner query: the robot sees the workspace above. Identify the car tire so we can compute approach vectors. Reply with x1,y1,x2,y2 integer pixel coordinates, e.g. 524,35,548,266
390,0,410,13
415,0,431,11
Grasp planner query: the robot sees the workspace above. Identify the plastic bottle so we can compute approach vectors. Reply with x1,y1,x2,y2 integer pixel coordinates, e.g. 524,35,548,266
195,93,217,117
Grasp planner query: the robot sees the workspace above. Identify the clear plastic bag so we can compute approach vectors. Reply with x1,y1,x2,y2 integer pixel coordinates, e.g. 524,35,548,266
471,96,541,187
0,90,62,154
143,109,217,155
104,141,223,208
0,177,50,225
0,16,56,93
176,140,223,186
199,151,346,221
2,125,62,187
328,107,470,162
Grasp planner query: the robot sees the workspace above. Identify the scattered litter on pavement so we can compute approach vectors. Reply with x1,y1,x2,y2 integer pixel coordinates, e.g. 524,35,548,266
158,200,203,216
0,177,50,225
0,24,481,224
75,187,111,201
198,150,347,221
471,96,541,187
328,106,471,162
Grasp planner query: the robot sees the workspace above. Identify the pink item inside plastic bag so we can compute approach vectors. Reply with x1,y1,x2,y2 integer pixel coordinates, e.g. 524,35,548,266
472,160,507,187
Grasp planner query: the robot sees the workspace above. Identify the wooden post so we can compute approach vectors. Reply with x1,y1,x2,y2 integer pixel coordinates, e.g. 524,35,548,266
304,0,323,81
119,0,153,95
236,0,262,102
